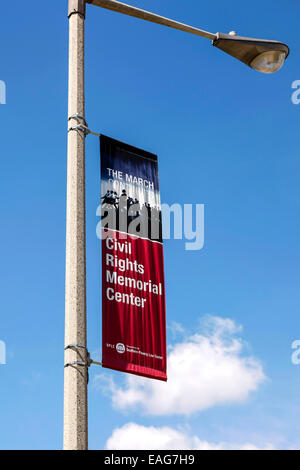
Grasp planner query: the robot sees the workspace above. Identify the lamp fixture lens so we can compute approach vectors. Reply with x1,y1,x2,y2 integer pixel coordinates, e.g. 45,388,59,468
250,50,286,73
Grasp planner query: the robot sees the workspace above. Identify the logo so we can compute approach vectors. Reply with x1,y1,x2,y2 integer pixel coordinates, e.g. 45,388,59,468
116,343,126,354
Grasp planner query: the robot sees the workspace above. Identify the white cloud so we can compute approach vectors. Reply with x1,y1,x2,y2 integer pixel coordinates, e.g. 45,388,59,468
95,316,265,416
105,423,275,450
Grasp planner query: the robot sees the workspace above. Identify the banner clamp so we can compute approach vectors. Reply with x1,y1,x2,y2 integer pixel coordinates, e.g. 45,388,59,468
69,124,101,137
64,345,102,368
68,113,87,125
64,361,87,368
64,344,89,371
68,114,101,137
64,343,87,351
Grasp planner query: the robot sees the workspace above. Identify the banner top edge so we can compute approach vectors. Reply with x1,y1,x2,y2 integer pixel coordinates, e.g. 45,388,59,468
100,134,158,163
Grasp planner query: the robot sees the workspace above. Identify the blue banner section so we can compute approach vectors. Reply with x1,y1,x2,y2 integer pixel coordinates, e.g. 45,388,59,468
100,135,160,208
100,135,162,242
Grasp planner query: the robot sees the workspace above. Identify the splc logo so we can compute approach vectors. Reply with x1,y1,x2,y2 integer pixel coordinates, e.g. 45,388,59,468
0,81,6,105
116,343,126,354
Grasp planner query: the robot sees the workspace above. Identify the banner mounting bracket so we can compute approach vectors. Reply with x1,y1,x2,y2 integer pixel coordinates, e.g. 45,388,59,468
68,114,101,137
89,359,103,367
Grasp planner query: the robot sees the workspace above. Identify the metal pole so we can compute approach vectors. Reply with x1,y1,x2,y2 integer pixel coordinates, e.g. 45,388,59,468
64,0,88,450
86,0,216,40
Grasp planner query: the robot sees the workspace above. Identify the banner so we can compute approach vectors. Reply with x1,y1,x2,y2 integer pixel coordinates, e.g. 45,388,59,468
100,135,167,381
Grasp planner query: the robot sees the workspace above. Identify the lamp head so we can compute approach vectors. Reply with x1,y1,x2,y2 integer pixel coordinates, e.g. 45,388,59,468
213,33,289,73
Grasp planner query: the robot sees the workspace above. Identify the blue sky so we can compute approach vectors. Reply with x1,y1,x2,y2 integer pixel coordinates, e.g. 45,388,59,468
1,0,300,450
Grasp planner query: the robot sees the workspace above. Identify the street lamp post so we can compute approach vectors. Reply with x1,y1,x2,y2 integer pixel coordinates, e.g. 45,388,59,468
64,0,87,451
64,0,289,450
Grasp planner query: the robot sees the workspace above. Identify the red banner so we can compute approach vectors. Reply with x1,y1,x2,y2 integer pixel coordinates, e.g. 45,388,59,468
100,136,167,381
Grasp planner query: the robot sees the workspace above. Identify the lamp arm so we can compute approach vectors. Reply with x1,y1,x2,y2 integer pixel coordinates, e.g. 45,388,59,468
86,0,216,40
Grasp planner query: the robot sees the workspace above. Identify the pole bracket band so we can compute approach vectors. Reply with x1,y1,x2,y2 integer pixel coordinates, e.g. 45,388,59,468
64,344,103,370
68,0,86,19
64,361,87,368
64,343,87,351
68,124,90,136
68,113,87,126
68,123,101,138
